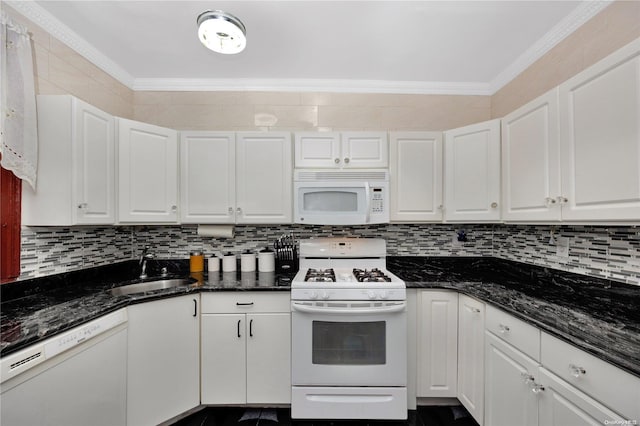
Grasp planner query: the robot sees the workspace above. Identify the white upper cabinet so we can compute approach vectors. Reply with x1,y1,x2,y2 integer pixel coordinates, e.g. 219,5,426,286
236,132,292,224
502,88,562,222
444,119,501,222
295,131,388,168
389,132,443,222
22,96,115,226
559,38,640,222
117,118,178,223
180,132,236,223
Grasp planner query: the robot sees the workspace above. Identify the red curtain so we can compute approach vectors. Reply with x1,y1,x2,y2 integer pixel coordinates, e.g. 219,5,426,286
1,165,21,280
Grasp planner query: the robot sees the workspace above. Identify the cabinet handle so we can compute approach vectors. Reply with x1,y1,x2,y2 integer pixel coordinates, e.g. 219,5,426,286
228,207,234,214
236,302,254,306
334,158,340,164
545,197,557,207
344,157,350,164
193,299,197,317
569,364,586,377
171,205,177,211
249,319,253,337
498,323,510,334
556,196,568,204
520,372,534,384
236,207,242,215
237,319,241,338
531,383,545,394
490,202,498,209
77,203,88,210
465,306,481,314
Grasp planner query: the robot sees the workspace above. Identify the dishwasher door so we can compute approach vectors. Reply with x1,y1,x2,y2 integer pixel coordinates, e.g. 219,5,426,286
1,310,128,426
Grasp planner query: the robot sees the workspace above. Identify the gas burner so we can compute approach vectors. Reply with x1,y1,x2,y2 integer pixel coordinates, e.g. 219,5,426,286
305,268,336,282
352,268,392,282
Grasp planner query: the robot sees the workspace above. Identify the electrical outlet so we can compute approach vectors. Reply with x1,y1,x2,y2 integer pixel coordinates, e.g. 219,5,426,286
556,237,570,258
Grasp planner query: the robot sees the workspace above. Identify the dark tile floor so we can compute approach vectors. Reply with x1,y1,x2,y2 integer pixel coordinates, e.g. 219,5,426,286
172,406,479,426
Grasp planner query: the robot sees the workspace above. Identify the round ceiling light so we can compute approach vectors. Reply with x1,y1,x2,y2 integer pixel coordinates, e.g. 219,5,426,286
197,10,246,54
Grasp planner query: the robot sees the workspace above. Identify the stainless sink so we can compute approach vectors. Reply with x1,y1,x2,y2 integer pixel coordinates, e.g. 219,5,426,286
110,278,196,296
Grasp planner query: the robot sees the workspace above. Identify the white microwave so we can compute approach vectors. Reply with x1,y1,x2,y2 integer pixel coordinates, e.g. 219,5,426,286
293,170,389,225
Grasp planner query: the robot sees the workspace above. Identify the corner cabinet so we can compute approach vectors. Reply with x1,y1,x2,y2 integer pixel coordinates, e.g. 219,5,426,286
443,119,501,222
416,291,458,398
389,132,443,222
501,88,561,222
126,295,200,426
117,118,178,223
294,131,388,168
558,38,640,222
457,295,485,425
22,95,115,226
200,292,291,405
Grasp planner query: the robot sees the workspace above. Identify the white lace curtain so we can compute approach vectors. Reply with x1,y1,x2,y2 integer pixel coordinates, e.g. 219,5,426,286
1,10,38,190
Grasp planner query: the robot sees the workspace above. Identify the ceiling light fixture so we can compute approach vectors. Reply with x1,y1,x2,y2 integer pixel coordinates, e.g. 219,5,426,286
197,10,246,54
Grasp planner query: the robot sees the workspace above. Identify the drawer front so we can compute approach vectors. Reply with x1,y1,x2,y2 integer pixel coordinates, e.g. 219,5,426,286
486,305,540,361
201,292,290,313
541,332,640,420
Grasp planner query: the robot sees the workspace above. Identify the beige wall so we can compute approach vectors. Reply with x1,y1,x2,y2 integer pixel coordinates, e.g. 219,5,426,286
133,91,491,132
491,1,640,118
4,4,133,119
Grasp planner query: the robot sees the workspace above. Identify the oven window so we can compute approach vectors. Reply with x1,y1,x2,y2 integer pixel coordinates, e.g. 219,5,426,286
303,191,358,212
312,321,386,365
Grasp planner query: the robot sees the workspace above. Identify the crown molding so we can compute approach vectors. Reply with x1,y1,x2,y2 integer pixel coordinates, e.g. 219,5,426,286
5,0,135,88
489,0,612,94
132,78,492,95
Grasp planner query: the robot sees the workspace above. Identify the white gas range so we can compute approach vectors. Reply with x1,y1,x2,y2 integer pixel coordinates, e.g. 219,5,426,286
290,238,408,421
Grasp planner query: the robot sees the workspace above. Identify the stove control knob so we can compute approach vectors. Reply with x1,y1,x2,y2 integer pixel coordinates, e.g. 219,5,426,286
367,291,377,300
309,291,318,300
379,291,389,300
321,292,330,300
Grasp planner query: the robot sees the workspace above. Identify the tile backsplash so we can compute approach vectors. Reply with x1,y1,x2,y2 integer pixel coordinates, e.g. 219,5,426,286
18,224,639,286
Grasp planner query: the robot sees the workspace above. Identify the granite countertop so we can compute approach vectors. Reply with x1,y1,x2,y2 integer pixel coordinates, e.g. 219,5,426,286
2,257,639,379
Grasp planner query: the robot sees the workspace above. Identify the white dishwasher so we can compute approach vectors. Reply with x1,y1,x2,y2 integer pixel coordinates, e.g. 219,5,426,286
1,309,128,426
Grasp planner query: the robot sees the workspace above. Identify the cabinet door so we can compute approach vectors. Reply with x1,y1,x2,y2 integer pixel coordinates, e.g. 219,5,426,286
118,118,178,223
294,132,341,168
246,313,291,404
457,295,485,425
127,295,200,426
537,367,626,426
559,39,640,221
236,132,292,223
485,331,539,426
444,119,501,222
417,291,458,397
201,314,247,404
502,88,561,222
341,132,389,168
390,132,443,222
180,132,235,223
73,99,115,224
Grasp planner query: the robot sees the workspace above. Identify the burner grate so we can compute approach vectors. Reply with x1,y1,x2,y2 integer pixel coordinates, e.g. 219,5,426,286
305,268,336,282
352,268,392,282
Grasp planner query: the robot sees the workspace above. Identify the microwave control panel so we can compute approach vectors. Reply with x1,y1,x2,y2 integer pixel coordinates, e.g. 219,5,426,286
371,187,385,213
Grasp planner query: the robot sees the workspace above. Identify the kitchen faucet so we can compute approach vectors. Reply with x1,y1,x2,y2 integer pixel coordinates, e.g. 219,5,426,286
139,246,155,279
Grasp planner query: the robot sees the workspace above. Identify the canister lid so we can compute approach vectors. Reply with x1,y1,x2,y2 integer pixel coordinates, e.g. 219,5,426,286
259,247,273,253
190,251,203,256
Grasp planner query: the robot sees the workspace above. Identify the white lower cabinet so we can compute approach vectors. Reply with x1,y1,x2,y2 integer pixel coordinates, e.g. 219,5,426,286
417,291,458,397
201,293,291,405
457,295,485,425
126,295,200,426
485,331,540,426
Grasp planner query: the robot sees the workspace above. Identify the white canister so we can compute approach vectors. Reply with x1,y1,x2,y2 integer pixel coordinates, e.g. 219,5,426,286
258,247,275,272
207,256,220,272
222,253,237,272
241,251,256,272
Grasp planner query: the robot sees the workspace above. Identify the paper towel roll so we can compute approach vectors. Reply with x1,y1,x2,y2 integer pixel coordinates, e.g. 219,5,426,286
197,225,235,238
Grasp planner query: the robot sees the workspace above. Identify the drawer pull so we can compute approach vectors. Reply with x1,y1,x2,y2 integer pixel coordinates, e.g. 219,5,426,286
237,319,241,338
498,324,510,334
465,306,481,314
236,302,254,306
531,383,545,394
569,364,586,377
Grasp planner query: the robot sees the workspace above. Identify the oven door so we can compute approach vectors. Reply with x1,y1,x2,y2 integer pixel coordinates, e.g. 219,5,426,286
291,300,407,387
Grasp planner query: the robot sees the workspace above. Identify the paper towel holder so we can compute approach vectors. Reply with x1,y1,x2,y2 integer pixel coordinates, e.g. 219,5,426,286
197,224,235,239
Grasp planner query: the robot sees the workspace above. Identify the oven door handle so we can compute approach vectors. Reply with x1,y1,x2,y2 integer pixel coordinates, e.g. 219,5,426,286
291,301,406,315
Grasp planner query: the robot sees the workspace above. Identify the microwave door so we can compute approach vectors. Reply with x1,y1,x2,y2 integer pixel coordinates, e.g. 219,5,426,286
295,183,368,225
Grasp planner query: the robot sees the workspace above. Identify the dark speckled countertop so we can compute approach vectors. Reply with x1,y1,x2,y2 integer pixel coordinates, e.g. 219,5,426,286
2,257,638,379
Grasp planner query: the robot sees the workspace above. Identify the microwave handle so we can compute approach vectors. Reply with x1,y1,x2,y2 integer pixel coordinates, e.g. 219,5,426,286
364,181,371,223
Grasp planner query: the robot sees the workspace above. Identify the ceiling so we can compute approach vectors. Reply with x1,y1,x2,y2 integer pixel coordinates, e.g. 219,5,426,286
9,1,610,94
